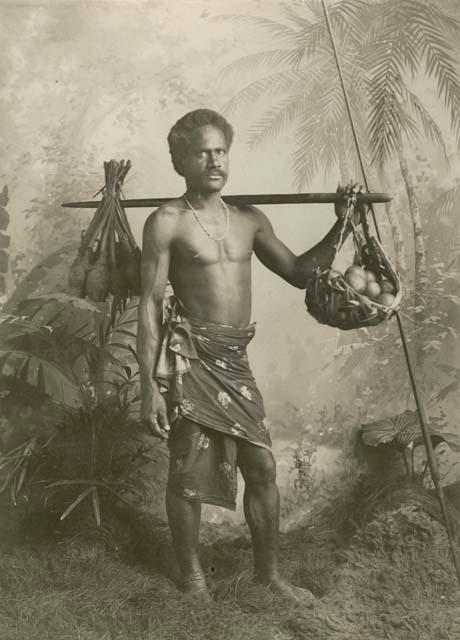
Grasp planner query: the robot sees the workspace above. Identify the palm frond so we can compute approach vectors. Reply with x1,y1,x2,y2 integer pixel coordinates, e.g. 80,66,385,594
222,69,310,117
410,13,460,142
342,102,373,183
243,52,329,148
210,14,299,43
368,72,419,169
419,2,460,39
293,0,377,57
430,185,460,221
281,2,313,30
247,96,305,149
217,48,307,87
292,116,331,190
391,1,428,74
320,130,340,177
402,86,449,166
289,62,369,187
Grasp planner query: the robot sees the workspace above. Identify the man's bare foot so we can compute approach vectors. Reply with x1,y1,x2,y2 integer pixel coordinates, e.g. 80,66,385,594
256,576,316,608
181,575,212,603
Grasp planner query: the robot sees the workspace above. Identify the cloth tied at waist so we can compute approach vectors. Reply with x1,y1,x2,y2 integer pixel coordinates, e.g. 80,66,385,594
154,298,271,450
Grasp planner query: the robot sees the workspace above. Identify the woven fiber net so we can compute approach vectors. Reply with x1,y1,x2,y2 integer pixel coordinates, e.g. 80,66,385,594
305,200,402,331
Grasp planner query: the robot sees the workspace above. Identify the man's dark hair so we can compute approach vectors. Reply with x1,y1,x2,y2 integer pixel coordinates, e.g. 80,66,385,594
167,109,234,176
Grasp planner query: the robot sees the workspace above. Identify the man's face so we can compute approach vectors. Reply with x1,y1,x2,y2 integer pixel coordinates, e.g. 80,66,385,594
180,125,229,193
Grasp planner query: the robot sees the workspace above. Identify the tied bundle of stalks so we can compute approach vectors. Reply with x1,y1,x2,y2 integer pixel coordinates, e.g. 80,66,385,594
68,159,141,303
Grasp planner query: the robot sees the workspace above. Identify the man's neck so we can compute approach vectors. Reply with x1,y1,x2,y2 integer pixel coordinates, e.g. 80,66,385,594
184,189,223,211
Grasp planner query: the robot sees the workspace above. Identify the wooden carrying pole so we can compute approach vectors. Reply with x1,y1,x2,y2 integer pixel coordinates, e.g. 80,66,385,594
62,192,391,209
321,0,460,584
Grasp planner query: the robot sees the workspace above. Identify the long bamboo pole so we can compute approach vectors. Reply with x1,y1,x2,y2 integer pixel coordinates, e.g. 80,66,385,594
321,0,460,584
62,192,391,209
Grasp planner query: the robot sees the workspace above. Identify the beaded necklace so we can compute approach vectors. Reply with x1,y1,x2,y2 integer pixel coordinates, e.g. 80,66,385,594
183,195,230,243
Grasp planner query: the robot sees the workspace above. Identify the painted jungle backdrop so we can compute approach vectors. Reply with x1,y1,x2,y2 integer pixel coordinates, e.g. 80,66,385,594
1,1,460,639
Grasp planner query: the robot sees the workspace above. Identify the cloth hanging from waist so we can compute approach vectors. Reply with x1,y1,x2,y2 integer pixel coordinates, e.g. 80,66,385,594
155,299,271,451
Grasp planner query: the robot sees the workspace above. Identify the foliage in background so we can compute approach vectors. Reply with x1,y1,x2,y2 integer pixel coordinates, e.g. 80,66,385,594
0,294,165,527
1,0,460,539
330,179,460,415
217,1,460,178
217,0,460,385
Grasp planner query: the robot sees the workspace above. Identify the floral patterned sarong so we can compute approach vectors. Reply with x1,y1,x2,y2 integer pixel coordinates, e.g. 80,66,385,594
155,300,271,510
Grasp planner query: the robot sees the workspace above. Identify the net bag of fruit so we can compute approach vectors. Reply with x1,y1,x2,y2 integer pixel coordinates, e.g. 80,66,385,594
68,159,141,304
305,198,402,330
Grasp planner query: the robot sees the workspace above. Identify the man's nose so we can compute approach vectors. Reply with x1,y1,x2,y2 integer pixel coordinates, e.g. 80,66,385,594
207,152,221,167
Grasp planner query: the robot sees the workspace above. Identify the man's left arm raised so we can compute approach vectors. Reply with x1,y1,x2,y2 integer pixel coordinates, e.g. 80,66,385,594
253,209,347,289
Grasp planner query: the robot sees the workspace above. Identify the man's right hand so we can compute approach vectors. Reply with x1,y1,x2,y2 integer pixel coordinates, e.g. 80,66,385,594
141,388,170,440
335,181,366,227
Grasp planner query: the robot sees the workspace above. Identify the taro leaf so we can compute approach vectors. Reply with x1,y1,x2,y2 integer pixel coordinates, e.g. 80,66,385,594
361,410,460,452
361,410,419,447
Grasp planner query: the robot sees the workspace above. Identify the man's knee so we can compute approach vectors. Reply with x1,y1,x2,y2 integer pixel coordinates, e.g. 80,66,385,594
239,448,277,487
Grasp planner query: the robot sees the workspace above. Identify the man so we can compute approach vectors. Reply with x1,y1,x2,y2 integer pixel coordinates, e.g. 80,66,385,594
137,108,361,603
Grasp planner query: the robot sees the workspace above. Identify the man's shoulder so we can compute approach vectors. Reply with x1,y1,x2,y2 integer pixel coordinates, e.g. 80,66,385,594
144,199,185,230
232,204,266,223
232,203,269,230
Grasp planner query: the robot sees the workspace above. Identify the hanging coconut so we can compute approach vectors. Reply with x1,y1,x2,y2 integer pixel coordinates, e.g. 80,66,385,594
68,230,92,297
68,159,141,304
84,216,111,302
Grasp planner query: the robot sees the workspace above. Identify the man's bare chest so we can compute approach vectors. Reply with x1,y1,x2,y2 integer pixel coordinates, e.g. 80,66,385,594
171,218,255,267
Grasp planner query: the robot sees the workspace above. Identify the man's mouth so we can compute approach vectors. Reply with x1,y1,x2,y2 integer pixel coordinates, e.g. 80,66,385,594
206,172,224,178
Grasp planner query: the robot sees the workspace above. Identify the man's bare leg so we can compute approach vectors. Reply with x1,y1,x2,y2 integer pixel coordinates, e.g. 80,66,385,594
166,488,210,599
237,441,315,606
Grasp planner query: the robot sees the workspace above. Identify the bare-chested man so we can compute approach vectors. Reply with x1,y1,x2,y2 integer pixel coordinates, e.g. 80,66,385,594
137,108,360,604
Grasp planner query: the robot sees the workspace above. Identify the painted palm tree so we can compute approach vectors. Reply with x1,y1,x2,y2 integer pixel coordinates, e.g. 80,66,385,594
426,183,460,269
217,1,460,342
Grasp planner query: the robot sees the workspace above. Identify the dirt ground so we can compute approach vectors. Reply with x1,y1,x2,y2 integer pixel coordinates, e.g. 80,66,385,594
1,481,460,640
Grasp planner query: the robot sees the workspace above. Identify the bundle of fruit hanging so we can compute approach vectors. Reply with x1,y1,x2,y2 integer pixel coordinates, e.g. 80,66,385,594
68,159,141,303
305,200,402,330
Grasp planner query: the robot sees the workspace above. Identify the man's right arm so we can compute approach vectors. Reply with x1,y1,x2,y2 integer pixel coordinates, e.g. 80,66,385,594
137,206,176,439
